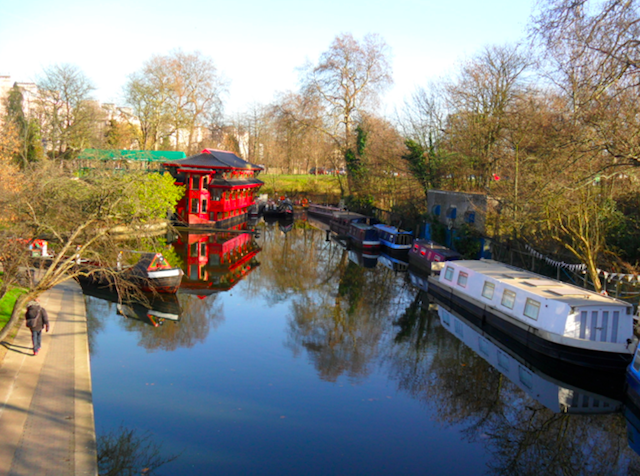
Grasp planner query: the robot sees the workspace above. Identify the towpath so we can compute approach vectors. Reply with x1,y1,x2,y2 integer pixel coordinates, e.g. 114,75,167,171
0,279,97,475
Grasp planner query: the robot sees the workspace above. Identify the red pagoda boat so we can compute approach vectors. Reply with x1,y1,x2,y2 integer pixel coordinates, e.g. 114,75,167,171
163,149,264,228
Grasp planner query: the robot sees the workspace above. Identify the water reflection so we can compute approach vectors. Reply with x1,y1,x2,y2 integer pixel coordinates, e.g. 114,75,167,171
437,303,623,412
84,223,640,475
172,228,261,296
404,288,640,474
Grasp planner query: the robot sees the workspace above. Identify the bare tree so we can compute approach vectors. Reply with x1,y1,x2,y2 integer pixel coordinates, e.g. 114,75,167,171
444,44,530,188
301,33,393,155
124,50,227,153
34,64,100,159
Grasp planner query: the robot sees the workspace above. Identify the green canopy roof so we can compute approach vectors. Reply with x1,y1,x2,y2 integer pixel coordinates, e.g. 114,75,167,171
78,149,187,162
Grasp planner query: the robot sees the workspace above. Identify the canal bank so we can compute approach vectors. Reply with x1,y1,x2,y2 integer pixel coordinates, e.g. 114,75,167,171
0,279,97,475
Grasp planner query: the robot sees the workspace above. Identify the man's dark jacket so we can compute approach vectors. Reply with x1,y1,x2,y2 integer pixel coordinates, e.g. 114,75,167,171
25,302,49,332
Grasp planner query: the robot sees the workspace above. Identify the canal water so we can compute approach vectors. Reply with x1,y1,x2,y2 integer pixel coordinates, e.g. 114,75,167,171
85,218,640,475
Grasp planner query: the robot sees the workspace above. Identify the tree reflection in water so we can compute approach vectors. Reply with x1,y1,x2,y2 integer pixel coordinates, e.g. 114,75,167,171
97,425,180,475
84,293,225,353
86,222,640,474
388,290,640,475
254,220,408,382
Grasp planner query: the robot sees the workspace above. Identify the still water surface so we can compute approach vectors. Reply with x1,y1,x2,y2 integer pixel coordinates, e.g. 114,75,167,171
86,220,640,475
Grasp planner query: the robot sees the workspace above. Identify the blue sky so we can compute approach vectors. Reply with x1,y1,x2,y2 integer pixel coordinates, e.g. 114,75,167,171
1,0,535,115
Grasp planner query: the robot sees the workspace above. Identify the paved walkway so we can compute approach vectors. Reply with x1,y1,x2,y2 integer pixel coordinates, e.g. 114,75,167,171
0,280,97,475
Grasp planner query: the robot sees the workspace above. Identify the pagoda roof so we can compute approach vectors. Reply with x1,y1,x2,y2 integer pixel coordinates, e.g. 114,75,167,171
210,178,264,188
164,149,260,170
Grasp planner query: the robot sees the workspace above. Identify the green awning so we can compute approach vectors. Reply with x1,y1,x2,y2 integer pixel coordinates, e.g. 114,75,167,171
78,149,187,162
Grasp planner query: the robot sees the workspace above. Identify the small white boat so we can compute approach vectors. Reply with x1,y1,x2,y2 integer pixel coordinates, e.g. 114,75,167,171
428,259,637,370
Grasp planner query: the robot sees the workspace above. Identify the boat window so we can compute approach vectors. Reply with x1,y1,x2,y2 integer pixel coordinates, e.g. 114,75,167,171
441,309,451,325
444,266,454,281
518,366,533,390
481,281,495,300
601,312,609,342
612,311,619,342
478,337,489,357
579,311,587,339
501,289,516,309
590,311,598,341
454,320,463,338
497,351,509,372
523,298,540,320
457,272,468,288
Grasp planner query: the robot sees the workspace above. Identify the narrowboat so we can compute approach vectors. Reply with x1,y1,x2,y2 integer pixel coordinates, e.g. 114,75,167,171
329,211,370,236
76,252,184,294
373,224,413,253
307,203,343,220
347,222,381,251
408,240,462,274
262,198,294,218
438,303,623,412
428,259,637,370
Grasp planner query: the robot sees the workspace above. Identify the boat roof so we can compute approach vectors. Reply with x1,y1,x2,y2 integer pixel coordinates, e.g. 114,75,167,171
333,211,368,220
373,224,413,235
413,240,462,258
350,221,375,230
449,259,632,308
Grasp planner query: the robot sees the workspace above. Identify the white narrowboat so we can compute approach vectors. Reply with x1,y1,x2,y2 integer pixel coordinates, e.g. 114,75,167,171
428,259,637,370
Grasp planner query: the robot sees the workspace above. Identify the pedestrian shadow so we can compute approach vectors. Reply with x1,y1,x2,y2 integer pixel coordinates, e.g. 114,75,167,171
1,341,33,355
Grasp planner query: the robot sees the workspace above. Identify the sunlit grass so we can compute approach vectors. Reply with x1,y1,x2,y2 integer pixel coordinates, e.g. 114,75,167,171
259,174,343,198
0,286,28,329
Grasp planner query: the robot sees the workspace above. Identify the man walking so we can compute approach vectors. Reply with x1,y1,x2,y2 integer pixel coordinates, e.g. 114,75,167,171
25,299,49,356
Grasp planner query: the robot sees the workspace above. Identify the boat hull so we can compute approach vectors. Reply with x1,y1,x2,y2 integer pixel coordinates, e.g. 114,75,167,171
428,278,634,371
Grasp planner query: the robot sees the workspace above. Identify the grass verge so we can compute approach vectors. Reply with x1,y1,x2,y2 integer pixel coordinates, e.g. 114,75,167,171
260,174,343,200
0,287,28,330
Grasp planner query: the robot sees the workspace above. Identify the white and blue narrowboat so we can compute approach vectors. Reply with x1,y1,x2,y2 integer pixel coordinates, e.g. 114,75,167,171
373,224,413,253
428,259,637,370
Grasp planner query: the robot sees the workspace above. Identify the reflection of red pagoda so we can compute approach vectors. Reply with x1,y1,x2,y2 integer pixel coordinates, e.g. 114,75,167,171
163,149,264,228
173,225,261,295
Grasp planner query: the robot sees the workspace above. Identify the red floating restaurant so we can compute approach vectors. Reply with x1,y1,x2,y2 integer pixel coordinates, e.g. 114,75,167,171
163,149,264,228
